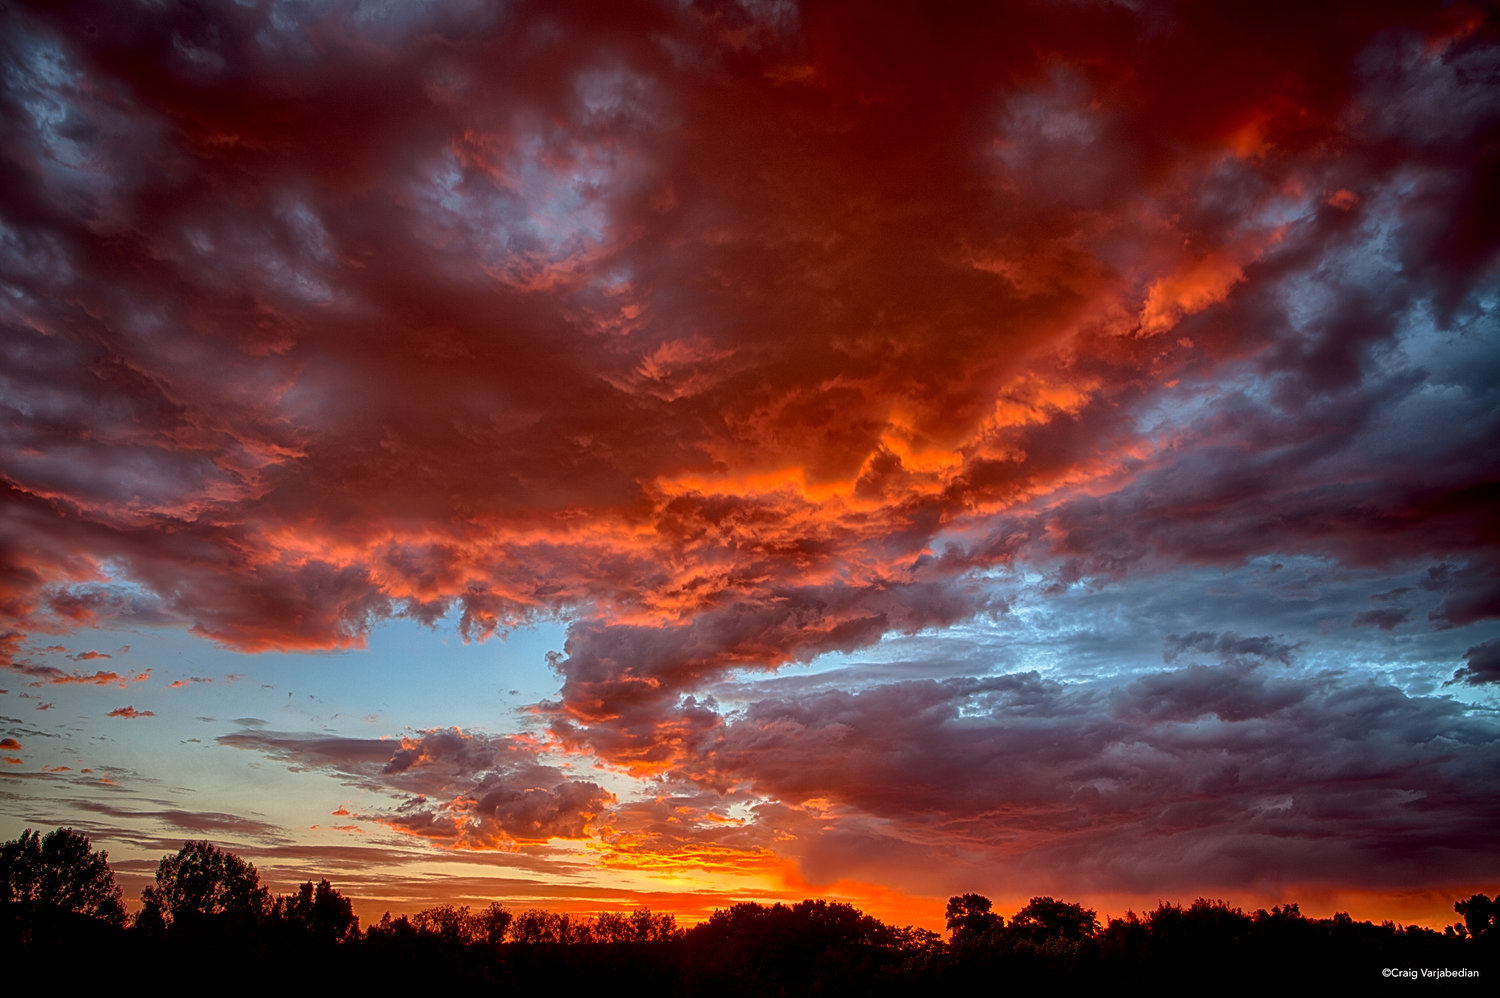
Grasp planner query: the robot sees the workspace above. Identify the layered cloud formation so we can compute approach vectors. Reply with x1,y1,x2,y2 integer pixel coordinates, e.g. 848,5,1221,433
219,727,615,848
3,0,1497,918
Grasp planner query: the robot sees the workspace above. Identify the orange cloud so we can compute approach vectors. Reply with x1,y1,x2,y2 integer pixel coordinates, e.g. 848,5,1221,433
0,0,1495,919
27,669,151,688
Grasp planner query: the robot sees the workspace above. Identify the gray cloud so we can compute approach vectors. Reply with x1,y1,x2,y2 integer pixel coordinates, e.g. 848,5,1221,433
685,662,1500,896
219,727,614,848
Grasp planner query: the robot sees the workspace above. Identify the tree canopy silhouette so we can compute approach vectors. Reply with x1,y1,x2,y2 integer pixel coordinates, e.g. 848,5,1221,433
945,893,1002,944
274,879,359,944
594,907,679,944
138,840,269,932
1010,896,1099,941
1,826,1493,991
1455,894,1496,945
0,827,126,927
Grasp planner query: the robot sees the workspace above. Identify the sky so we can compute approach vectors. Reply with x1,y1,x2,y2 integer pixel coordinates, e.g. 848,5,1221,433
2,0,1498,931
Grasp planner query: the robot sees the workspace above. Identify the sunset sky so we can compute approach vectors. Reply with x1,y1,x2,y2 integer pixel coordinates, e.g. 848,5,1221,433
2,0,1498,931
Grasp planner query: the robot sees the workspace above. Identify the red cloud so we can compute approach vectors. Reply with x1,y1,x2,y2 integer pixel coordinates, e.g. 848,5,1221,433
1,0,1496,914
56,669,149,687
0,0,1488,664
106,706,155,719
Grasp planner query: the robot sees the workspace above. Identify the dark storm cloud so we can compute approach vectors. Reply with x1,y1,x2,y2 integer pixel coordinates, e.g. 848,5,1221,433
1,0,1496,907
544,576,996,770
1451,639,1500,686
1,0,1488,658
1353,608,1410,632
687,661,1500,896
1162,632,1301,667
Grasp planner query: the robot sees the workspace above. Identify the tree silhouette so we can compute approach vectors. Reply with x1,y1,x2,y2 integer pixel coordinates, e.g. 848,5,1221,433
1455,894,1496,944
685,899,906,995
1010,896,1099,941
945,893,1002,943
595,907,679,943
274,879,359,943
477,901,514,946
138,840,269,932
0,827,126,927
510,907,590,944
412,904,477,944
367,910,419,941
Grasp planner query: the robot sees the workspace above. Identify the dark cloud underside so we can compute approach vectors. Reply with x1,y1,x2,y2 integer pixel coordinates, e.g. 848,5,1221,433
3,0,1497,910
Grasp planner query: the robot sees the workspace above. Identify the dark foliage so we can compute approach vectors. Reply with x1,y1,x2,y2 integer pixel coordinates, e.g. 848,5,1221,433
682,899,916,996
272,879,360,944
1010,895,1099,941
1455,894,1497,945
1,830,1494,992
945,892,1002,945
138,840,270,934
0,827,126,928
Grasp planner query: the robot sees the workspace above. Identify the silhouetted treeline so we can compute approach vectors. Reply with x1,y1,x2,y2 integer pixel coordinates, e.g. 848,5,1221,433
3,828,1494,992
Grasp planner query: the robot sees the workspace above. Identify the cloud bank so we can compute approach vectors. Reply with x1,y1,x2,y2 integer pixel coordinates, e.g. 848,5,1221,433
2,0,1497,913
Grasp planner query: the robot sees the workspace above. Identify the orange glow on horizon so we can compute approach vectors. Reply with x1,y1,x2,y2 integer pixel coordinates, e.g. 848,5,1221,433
5,0,1495,947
